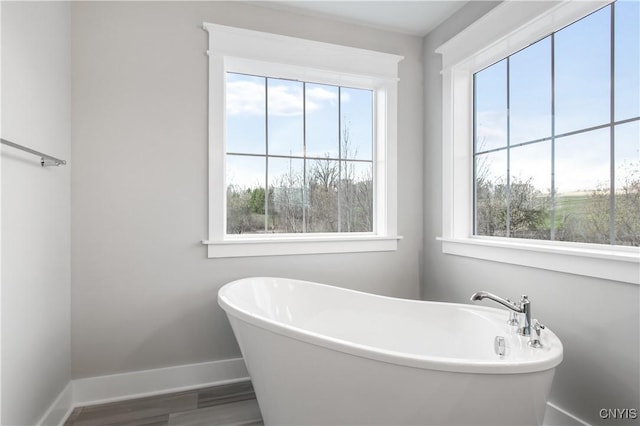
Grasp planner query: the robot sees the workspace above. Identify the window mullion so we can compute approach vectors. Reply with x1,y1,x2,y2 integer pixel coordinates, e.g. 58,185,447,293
302,82,307,233
550,33,557,241
337,87,342,233
264,77,269,233
506,58,511,238
609,3,616,245
472,74,478,236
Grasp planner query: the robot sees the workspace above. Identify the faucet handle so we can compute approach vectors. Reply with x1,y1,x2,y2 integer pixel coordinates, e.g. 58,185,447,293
528,319,545,348
505,299,520,327
507,311,520,327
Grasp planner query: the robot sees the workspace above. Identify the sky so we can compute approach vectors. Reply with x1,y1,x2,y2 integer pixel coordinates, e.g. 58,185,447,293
225,73,373,190
474,0,639,195
223,1,639,197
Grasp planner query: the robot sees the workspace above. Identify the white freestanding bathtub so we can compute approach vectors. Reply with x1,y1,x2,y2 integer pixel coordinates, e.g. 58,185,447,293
218,277,563,426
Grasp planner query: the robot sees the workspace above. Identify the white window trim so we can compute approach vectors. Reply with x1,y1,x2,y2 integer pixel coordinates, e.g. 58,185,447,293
436,0,640,285
202,23,403,258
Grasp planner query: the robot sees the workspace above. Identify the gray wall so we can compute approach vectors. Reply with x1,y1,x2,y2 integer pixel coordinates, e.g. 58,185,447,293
423,2,640,425
71,1,424,378
1,2,71,425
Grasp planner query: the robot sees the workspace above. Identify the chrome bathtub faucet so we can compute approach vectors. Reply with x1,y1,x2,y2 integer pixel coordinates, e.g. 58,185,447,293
470,291,532,337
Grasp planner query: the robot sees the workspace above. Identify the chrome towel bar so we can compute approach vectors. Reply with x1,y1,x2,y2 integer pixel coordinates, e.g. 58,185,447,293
1,138,66,167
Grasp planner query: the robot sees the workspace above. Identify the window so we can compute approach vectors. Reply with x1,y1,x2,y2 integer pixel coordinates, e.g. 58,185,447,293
437,1,639,284
226,73,374,235
202,23,403,258
473,2,639,246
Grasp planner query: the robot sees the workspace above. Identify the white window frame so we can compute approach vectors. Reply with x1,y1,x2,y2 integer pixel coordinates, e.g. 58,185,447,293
202,23,403,258
436,0,639,285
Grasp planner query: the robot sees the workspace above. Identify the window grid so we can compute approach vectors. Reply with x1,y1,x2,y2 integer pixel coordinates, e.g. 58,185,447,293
473,2,640,245
225,72,374,235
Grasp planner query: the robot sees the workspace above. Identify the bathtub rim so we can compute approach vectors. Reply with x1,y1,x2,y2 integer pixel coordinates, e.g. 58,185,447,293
218,277,563,375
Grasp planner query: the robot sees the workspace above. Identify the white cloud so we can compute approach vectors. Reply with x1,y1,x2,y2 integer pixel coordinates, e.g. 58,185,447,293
476,110,507,150
226,80,265,116
268,84,303,116
307,86,337,102
226,81,342,117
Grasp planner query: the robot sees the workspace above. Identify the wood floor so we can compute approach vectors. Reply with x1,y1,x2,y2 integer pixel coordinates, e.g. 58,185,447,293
64,380,263,426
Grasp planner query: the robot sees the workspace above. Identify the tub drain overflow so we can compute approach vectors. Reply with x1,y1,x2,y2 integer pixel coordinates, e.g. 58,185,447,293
494,336,506,357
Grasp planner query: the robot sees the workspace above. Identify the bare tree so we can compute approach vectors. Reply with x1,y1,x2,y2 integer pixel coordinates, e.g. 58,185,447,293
226,120,375,235
270,160,304,233
226,185,254,234
338,120,373,232
615,162,640,246
308,158,339,232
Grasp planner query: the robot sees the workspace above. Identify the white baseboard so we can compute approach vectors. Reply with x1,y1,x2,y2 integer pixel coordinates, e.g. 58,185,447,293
38,360,590,426
36,357,249,426
36,382,73,426
72,357,249,406
544,401,591,426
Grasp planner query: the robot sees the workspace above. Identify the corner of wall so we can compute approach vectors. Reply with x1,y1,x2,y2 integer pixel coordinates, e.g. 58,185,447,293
0,0,3,421
36,358,248,426
1,1,71,425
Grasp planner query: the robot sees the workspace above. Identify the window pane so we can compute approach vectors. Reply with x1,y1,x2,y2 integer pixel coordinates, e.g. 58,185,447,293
226,155,266,234
554,128,610,244
615,0,640,121
510,142,552,240
307,158,339,232
474,60,507,152
226,73,266,155
268,79,304,157
340,161,373,232
340,88,373,161
268,158,304,233
555,6,611,134
475,150,508,236
306,83,339,159
615,120,640,246
510,37,552,144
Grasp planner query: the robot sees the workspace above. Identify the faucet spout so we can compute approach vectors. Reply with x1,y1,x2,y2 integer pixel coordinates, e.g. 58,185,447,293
470,291,522,313
470,291,532,336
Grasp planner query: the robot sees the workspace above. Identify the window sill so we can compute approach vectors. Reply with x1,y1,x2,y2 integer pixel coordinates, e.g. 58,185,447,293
437,236,639,285
203,235,402,258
